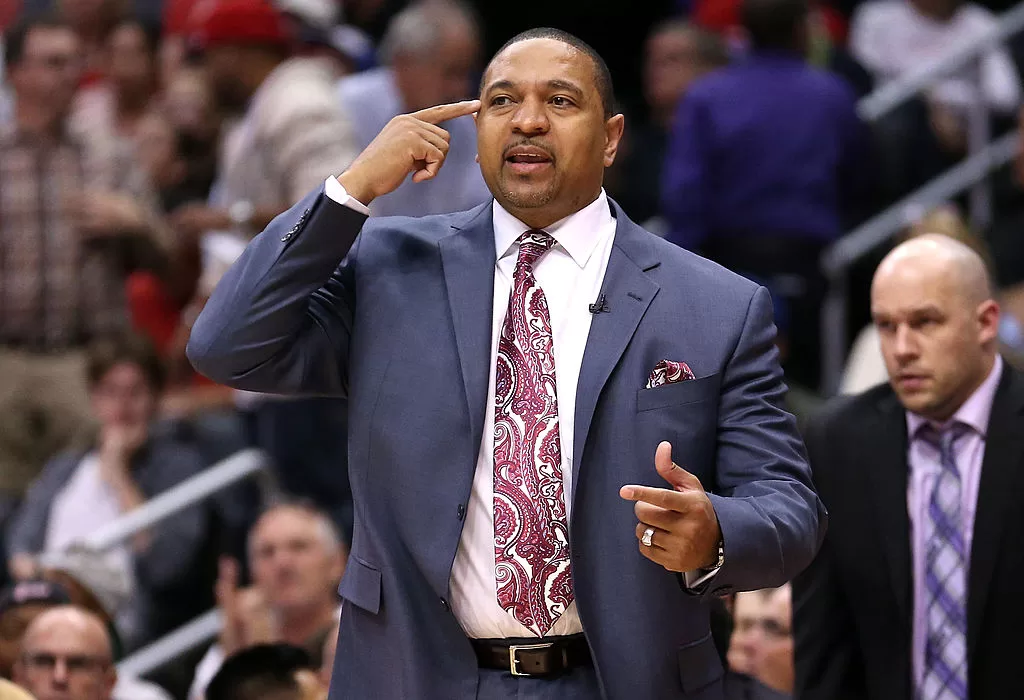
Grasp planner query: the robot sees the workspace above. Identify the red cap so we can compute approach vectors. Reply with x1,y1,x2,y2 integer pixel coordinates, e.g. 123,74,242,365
190,0,292,50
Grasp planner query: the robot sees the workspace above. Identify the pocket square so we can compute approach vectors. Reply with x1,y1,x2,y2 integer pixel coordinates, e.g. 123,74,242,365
646,359,696,389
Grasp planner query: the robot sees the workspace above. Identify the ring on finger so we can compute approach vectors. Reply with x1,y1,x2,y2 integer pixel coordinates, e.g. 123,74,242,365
641,526,655,547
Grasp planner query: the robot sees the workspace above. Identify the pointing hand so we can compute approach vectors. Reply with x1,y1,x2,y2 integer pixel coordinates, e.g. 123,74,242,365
619,442,722,573
336,100,481,206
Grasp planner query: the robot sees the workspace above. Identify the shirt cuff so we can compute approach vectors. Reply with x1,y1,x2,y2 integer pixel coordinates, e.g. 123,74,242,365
683,563,721,590
324,176,371,216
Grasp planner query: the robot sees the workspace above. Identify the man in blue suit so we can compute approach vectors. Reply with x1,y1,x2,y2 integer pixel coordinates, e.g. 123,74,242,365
188,27,826,700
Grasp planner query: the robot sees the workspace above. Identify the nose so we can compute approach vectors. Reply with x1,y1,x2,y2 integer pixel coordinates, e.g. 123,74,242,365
894,324,919,361
510,95,550,135
52,658,69,685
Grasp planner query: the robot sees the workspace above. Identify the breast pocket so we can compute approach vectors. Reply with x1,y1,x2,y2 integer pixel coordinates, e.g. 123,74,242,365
635,373,720,481
636,373,720,412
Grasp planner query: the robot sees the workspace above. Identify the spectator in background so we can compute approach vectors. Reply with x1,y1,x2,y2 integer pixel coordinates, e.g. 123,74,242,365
336,0,489,217
0,584,170,699
206,643,326,700
169,0,358,542
851,0,1022,197
795,235,1023,699
841,205,1024,394
724,590,791,699
0,15,172,534
13,605,171,700
56,0,126,87
189,503,345,700
172,0,358,247
662,0,868,389
72,17,162,143
608,19,728,230
5,334,211,650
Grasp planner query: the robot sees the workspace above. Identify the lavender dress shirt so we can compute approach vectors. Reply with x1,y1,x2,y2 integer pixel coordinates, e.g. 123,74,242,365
904,355,1003,691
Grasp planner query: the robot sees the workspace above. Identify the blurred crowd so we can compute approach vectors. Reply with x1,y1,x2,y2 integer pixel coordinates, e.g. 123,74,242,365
1,0,1023,697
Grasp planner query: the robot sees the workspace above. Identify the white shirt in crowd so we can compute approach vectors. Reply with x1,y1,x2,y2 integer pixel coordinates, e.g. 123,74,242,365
324,178,716,640
850,0,1022,113
43,453,137,639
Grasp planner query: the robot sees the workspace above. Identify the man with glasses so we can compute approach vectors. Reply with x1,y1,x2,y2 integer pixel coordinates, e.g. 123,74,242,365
14,605,118,700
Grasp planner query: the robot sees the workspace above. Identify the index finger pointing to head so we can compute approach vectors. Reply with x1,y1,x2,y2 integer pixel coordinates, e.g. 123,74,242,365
412,99,482,125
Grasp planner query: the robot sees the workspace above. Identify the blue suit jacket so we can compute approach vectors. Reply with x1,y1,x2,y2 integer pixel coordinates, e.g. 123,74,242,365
187,187,826,700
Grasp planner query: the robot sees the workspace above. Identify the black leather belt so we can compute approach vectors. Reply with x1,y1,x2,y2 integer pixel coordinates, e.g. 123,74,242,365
471,634,591,677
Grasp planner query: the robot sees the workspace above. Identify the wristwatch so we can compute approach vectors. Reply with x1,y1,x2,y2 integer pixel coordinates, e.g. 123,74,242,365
712,538,725,569
228,200,255,230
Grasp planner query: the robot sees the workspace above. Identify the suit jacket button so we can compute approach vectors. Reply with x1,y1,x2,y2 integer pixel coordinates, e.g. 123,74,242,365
456,504,466,520
440,597,450,612
280,232,292,242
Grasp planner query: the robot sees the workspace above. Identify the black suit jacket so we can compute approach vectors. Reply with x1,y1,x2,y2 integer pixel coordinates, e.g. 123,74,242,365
793,363,1024,700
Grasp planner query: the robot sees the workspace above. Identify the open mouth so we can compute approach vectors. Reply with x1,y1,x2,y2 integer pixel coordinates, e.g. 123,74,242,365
504,145,554,174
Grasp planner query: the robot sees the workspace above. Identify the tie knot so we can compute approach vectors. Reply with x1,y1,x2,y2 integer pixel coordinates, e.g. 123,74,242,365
917,421,969,454
516,230,556,269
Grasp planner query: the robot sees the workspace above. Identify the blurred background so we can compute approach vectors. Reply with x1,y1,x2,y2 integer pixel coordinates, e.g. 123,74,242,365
0,0,1023,696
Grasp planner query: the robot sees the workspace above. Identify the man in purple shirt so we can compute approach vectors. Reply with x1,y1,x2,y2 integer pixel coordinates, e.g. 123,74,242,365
793,233,1024,700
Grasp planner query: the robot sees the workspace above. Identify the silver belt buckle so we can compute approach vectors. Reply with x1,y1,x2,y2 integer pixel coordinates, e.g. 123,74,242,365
509,642,554,677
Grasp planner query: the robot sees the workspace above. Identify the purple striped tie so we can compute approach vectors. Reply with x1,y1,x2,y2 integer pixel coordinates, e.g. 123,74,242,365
918,424,968,700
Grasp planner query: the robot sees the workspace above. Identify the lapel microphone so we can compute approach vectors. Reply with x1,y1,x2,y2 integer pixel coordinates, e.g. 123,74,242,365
589,294,609,314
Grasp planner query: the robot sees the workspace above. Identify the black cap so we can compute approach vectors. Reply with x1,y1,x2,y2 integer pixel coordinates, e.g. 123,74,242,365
0,579,72,616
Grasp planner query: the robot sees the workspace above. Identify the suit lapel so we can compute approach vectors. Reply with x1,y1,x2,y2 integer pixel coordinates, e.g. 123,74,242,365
968,365,1024,661
572,202,660,496
439,204,496,457
865,391,913,627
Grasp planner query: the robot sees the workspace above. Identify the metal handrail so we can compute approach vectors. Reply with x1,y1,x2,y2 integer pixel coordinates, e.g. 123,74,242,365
83,448,273,552
48,448,275,676
823,131,1018,276
117,609,222,677
856,2,1024,122
820,130,1019,393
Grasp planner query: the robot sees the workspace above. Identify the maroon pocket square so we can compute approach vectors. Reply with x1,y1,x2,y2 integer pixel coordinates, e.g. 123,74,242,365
645,359,696,389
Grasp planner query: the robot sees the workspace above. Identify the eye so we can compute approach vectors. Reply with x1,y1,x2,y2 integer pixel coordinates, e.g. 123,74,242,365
551,95,575,107
490,95,513,107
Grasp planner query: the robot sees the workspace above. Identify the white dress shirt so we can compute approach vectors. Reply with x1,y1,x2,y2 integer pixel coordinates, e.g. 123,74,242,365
323,178,714,639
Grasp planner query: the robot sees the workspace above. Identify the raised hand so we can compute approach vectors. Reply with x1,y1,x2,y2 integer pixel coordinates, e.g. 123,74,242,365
619,441,722,573
336,100,481,206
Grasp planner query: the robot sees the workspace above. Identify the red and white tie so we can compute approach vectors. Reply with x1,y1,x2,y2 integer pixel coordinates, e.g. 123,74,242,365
493,230,574,637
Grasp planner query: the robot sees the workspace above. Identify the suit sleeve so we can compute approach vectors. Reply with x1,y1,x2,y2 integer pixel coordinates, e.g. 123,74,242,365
701,286,828,594
793,410,867,700
186,185,368,396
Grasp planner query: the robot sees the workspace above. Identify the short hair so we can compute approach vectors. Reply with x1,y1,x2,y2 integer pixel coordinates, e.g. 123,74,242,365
3,14,74,69
741,0,809,51
248,499,345,562
85,333,166,394
490,27,616,119
206,643,314,700
650,19,731,69
378,0,479,65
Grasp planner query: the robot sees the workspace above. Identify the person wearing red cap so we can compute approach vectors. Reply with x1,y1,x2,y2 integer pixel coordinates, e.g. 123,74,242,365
171,0,357,246
169,0,359,548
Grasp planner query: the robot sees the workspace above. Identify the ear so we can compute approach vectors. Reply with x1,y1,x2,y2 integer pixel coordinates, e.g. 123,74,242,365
603,113,625,167
978,299,1001,344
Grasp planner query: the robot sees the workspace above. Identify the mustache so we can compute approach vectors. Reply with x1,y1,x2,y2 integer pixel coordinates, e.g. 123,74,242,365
502,139,556,161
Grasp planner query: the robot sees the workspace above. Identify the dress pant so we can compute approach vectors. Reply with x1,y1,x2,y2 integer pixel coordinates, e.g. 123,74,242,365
476,666,602,700
0,349,94,497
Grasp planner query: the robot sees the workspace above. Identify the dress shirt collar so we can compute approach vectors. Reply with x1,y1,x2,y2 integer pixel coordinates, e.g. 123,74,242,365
906,354,1004,440
492,189,614,269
